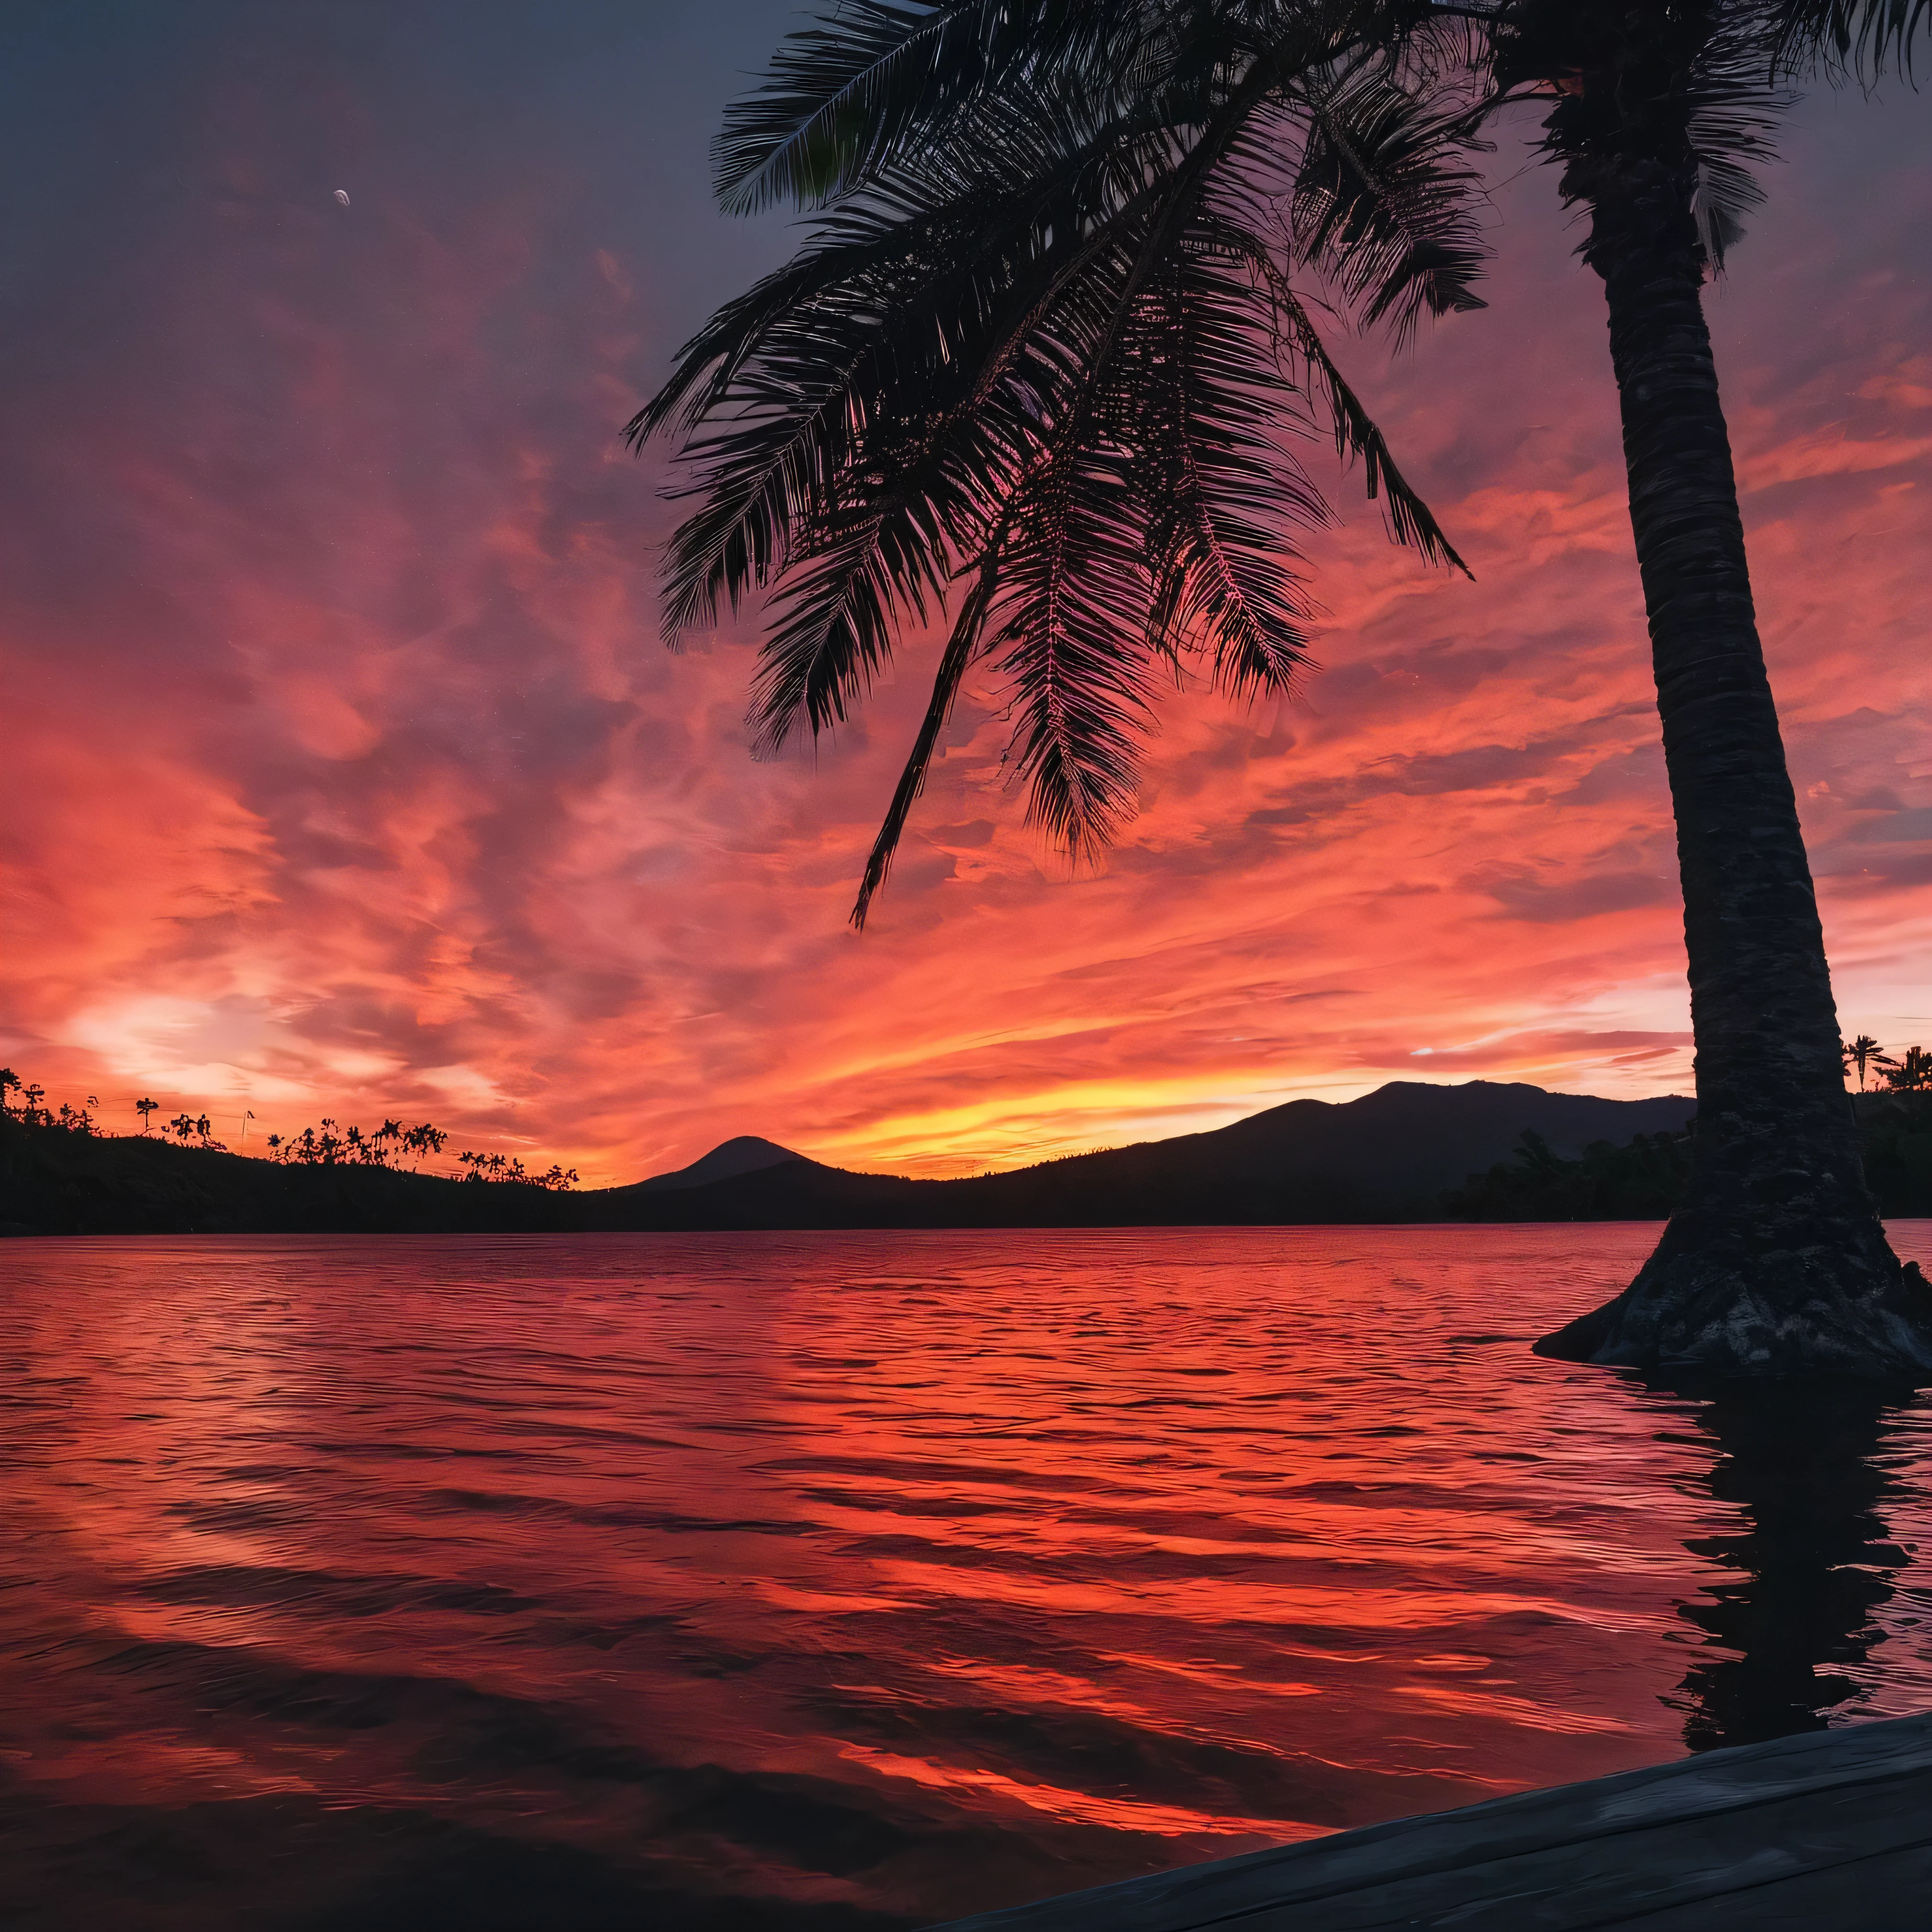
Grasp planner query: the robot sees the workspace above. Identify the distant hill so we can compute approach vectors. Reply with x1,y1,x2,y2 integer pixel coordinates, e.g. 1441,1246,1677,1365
579,1081,1697,1231
633,1135,802,1192
3,1081,1696,1237
0,1115,576,1238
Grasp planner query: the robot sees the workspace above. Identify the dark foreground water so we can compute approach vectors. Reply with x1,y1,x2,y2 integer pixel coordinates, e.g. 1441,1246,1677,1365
4,1227,1932,1931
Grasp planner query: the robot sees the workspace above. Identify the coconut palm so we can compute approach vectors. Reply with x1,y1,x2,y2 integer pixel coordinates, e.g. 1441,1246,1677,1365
1843,1034,1890,1091
1884,1045,1932,1094
1478,0,1932,1379
634,0,1929,1378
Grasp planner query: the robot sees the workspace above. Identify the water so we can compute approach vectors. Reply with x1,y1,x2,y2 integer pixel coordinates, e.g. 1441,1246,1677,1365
3,1225,1932,1930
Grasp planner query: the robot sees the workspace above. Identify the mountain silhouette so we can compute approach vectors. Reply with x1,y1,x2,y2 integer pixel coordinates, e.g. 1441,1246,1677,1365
583,1081,1695,1231
3,1080,1693,1236
633,1136,802,1192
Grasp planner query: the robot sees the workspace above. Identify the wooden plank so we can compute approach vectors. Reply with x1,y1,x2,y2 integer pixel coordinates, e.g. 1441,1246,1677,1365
928,1713,1932,1932
1206,1778,1932,1929
1604,1840,1932,1930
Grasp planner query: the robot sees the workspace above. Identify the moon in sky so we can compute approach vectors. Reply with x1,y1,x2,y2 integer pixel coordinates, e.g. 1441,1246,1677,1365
333,189,350,206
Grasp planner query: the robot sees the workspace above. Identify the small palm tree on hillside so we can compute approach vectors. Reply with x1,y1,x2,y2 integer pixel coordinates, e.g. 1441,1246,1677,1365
1843,1035,1892,1091
1886,1046,1932,1094
635,0,1928,1379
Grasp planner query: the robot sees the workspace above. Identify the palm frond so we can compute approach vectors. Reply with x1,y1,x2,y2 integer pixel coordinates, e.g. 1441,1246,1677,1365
1689,148,1767,273
1770,0,1931,77
1687,26,1787,270
850,560,999,928
714,0,1121,213
627,215,953,446
642,93,1203,645
746,509,930,750
1204,213,1472,573
667,45,1306,732
634,0,1486,917
1135,261,1325,699
992,442,1162,856
1284,59,1492,342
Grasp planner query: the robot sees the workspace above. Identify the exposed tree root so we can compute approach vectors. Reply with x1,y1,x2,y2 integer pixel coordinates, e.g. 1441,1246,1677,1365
1537,1222,1932,1382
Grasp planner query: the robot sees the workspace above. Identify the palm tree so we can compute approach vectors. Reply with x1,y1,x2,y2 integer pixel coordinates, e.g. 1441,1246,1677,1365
1885,1046,1932,1094
1843,1035,1890,1091
1493,0,1932,1377
634,0,1929,1378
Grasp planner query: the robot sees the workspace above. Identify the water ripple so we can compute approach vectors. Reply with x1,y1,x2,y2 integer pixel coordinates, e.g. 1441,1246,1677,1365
3,1224,1932,1927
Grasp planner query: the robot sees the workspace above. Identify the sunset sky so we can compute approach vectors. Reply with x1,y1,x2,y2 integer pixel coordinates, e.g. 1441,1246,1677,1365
3,1,1929,1184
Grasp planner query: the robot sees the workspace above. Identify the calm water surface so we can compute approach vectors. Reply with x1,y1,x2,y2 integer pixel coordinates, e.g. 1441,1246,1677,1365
4,1225,1932,1929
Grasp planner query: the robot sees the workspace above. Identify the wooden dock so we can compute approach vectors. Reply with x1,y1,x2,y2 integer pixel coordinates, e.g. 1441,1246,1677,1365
931,1712,1932,1931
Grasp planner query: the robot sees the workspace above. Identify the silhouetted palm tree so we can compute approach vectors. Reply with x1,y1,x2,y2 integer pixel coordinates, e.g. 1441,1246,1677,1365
1504,0,1932,1376
637,0,1928,1377
1884,1045,1932,1094
1843,1035,1886,1090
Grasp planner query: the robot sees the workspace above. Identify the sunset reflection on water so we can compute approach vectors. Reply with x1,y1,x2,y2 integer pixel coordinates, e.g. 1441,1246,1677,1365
4,1225,1932,1929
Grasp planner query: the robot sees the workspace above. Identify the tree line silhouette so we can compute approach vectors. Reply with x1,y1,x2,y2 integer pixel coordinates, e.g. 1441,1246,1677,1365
1839,1038,1932,1224
1442,1127,1693,1221
0,1071,578,1190
1445,1032,1932,1221
10,1048,1930,1222
1843,1035,1932,1096
263,1118,577,1190
0,1072,100,1138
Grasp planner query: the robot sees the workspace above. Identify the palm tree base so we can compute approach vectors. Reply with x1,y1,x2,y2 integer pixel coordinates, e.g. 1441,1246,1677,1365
1535,1225,1932,1383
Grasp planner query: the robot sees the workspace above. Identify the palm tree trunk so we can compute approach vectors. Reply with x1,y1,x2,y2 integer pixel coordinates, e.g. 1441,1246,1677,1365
1534,157,1932,1380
